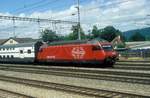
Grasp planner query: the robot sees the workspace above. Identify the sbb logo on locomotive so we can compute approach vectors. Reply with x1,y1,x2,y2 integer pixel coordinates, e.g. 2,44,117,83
71,47,85,59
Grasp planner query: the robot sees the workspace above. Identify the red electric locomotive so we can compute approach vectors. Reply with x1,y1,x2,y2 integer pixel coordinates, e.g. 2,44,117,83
37,39,118,66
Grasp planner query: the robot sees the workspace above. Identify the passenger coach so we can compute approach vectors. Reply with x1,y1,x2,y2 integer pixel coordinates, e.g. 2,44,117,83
0,42,42,63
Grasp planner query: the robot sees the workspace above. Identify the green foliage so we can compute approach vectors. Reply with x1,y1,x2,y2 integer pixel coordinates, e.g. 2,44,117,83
92,25,99,38
129,32,146,41
40,25,128,44
90,25,125,42
146,36,150,41
116,43,126,48
40,29,59,42
100,26,118,42
67,24,86,40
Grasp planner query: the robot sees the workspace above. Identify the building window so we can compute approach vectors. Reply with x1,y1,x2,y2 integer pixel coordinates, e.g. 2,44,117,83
0,55,2,59
10,40,13,43
27,50,31,54
20,50,23,54
3,55,5,58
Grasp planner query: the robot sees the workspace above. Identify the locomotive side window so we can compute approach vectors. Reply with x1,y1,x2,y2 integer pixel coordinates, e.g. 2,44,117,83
92,45,101,51
20,50,23,54
27,50,31,54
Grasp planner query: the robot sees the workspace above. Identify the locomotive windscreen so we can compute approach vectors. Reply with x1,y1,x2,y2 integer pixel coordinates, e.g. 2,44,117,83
102,45,113,51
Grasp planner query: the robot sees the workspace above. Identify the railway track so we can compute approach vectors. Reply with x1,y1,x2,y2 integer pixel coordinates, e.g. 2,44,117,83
0,89,34,98
118,60,150,63
114,65,150,70
0,75,148,98
115,60,150,70
0,64,150,85
116,62,150,66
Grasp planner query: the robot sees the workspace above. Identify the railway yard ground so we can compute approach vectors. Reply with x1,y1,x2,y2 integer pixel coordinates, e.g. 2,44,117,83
0,60,149,98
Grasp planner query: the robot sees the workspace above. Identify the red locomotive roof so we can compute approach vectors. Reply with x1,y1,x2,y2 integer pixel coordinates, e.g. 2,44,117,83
47,38,108,46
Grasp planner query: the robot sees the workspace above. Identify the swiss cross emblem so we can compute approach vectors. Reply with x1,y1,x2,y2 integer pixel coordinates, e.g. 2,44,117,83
72,47,85,59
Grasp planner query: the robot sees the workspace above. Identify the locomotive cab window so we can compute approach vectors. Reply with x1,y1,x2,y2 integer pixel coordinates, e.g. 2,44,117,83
27,49,31,54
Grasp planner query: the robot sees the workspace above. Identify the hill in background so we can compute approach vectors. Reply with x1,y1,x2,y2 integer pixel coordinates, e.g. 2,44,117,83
123,27,150,41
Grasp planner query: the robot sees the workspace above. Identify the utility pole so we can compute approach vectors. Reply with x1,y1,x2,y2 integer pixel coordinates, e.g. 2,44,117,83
77,0,81,40
37,17,41,33
12,16,16,38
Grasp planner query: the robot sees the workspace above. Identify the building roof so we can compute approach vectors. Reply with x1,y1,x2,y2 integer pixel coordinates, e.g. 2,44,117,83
0,39,6,45
0,37,38,45
0,42,36,48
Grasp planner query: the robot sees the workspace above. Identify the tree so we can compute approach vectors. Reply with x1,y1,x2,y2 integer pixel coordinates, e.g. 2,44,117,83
99,26,120,42
92,25,99,38
40,29,59,42
89,26,125,42
129,32,146,41
146,36,150,41
68,24,86,40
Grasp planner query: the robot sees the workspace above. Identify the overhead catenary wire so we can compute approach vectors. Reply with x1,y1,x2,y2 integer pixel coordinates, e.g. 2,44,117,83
80,0,136,12
12,0,47,13
51,0,135,20
13,0,61,14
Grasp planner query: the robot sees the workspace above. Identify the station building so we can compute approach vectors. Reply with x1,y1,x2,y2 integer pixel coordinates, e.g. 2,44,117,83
0,37,37,45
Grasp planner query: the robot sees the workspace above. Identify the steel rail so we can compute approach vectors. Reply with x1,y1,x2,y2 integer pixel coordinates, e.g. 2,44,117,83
0,88,34,98
0,66,150,85
0,75,148,98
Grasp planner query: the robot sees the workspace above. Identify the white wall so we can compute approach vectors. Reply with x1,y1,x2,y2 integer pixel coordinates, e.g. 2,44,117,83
3,39,18,45
0,46,35,58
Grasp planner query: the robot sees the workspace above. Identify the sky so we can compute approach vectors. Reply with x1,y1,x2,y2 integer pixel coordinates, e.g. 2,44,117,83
0,0,150,39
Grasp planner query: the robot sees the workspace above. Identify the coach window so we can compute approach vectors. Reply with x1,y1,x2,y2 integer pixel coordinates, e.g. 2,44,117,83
7,55,9,58
27,49,31,54
11,55,14,58
20,50,23,54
